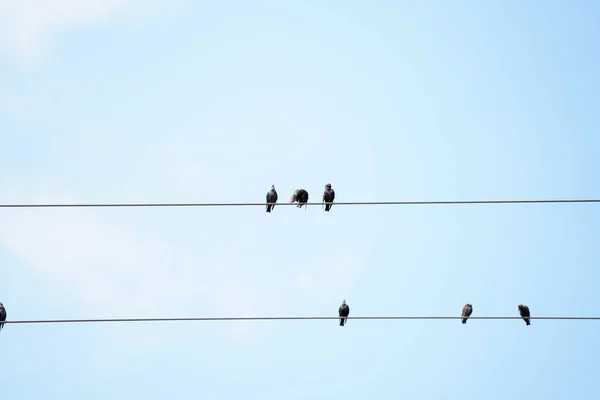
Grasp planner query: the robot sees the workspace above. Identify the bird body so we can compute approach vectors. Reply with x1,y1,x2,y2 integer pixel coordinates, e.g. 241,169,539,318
290,189,309,208
266,185,278,213
461,303,473,324
322,183,335,212
0,303,6,331
339,300,350,326
518,304,531,326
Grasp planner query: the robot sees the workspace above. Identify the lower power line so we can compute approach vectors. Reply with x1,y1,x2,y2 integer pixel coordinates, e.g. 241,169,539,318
2,315,599,325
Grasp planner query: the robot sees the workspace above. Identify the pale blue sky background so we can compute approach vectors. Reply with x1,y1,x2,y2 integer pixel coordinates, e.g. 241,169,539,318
1,1,599,399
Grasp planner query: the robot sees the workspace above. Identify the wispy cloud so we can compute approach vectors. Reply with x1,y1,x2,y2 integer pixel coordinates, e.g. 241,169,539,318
0,0,179,65
0,185,316,345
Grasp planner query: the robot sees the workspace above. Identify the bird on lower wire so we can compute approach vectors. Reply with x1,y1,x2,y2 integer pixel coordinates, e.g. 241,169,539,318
266,185,278,213
518,304,531,326
0,303,6,332
339,300,350,327
322,183,335,212
290,189,309,208
461,303,473,324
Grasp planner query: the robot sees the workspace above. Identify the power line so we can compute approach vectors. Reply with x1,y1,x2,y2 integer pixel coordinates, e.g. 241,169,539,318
2,316,599,325
0,199,599,209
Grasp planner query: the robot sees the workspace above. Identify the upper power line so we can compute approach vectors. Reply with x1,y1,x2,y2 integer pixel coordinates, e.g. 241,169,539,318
0,199,599,209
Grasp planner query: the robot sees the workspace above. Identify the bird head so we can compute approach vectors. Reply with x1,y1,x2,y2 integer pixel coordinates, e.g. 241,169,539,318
0,302,3,307
342,300,346,305
466,303,472,308
325,183,332,190
518,304,524,311
289,191,297,203
271,185,275,190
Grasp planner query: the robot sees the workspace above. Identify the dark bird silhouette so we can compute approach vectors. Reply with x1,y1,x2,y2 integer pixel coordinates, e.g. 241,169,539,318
0,303,6,332
518,304,531,326
266,185,278,213
461,303,473,324
322,183,335,212
339,300,350,327
290,189,309,208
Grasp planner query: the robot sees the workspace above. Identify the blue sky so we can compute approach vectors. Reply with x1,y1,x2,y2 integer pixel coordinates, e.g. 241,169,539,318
1,1,600,398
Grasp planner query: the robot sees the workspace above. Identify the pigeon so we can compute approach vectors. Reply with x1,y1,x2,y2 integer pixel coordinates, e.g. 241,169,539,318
0,303,5,332
290,189,309,208
518,304,531,326
266,185,278,213
339,300,350,327
322,183,335,212
461,303,473,324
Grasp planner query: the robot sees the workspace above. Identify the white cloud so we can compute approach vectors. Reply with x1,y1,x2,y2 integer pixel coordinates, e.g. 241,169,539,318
0,186,314,346
0,192,167,313
0,0,177,64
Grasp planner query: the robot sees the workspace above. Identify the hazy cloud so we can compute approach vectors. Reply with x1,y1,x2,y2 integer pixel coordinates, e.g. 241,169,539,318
0,0,178,65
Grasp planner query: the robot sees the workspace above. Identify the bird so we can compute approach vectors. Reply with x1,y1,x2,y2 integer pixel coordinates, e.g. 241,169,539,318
265,185,278,213
0,303,6,332
461,303,473,324
518,304,531,326
339,300,350,327
290,189,309,208
322,183,335,212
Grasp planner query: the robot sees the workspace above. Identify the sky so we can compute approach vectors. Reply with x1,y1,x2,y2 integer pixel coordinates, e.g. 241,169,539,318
1,0,600,398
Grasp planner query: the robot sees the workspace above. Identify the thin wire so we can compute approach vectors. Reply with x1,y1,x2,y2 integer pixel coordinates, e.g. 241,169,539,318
0,199,599,208
2,316,599,325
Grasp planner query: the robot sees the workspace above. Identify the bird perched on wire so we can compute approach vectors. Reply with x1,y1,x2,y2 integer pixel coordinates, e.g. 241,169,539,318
322,183,335,212
461,303,473,324
0,303,6,332
290,189,309,208
265,185,278,213
518,304,531,326
339,300,350,327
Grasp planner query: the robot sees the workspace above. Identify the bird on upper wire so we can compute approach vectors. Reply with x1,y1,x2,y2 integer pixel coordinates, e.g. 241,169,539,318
265,185,278,213
518,304,531,326
461,303,473,324
290,189,309,209
0,303,6,332
322,183,335,212
339,300,350,327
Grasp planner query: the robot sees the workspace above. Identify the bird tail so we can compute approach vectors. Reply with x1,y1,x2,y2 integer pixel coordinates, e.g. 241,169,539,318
266,204,271,212
325,203,331,212
339,318,345,327
526,319,531,326
461,318,467,324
